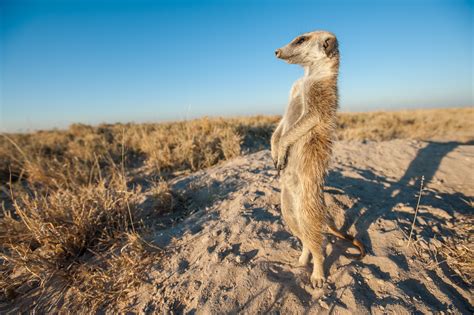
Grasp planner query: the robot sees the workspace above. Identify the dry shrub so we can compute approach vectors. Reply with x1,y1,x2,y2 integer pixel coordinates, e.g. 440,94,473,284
0,128,124,188
220,127,242,160
64,232,153,311
143,180,179,220
0,178,158,311
439,217,474,284
415,210,473,285
0,116,261,186
124,117,244,173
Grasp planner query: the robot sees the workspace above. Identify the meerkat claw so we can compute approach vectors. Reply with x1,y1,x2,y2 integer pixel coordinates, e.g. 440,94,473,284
310,274,325,288
277,161,287,173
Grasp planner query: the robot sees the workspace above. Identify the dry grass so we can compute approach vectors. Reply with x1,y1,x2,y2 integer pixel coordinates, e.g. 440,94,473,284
408,196,473,286
0,108,472,311
336,107,473,141
436,207,474,284
0,116,278,186
421,215,474,285
0,171,172,311
440,231,474,283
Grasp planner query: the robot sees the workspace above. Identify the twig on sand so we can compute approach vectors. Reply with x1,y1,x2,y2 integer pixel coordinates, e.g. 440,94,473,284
407,175,425,248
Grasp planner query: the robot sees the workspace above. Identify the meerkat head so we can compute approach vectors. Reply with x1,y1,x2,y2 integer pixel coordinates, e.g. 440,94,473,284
275,30,339,71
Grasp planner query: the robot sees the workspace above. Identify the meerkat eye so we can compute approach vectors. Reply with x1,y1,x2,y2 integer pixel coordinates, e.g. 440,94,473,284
294,36,308,45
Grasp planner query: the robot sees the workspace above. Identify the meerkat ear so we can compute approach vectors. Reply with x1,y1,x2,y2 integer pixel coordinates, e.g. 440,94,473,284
323,37,338,57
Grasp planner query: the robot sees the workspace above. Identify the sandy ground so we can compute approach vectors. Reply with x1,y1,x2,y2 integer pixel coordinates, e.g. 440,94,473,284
133,139,473,314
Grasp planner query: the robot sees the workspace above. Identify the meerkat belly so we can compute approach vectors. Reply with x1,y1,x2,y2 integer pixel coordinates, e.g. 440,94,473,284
287,132,332,179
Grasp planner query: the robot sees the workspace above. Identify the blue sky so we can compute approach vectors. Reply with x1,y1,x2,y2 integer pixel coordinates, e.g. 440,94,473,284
0,0,472,132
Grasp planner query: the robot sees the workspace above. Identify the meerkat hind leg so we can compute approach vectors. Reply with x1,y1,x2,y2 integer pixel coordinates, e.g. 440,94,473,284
298,245,311,267
309,245,325,288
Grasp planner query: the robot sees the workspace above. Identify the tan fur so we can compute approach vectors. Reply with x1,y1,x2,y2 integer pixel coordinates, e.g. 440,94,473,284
272,30,365,288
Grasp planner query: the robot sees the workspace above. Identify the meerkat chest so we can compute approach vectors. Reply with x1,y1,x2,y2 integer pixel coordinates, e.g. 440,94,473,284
282,79,305,134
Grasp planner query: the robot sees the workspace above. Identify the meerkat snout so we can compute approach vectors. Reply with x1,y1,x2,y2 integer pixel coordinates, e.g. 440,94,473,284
275,49,282,58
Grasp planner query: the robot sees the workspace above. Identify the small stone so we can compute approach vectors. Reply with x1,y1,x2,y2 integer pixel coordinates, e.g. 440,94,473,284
432,226,440,233
213,252,222,262
319,300,330,309
325,282,335,290
235,255,245,264
193,280,202,290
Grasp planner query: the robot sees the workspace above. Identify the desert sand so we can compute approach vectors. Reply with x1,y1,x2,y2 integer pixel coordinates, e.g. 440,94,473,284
130,139,473,314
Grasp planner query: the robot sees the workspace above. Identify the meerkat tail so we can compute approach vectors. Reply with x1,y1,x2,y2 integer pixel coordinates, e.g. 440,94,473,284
327,225,366,259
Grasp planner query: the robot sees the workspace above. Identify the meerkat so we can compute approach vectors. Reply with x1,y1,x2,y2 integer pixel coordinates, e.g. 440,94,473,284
271,30,365,288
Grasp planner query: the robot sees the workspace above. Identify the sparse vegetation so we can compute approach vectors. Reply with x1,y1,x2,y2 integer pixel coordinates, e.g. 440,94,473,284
336,108,473,141
440,218,474,284
0,108,472,311
423,211,474,285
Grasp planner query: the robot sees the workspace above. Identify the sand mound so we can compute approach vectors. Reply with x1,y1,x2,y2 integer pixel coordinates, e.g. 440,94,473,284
134,140,473,314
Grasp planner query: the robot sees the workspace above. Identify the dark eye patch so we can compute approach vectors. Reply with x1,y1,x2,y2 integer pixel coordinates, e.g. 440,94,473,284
293,36,308,45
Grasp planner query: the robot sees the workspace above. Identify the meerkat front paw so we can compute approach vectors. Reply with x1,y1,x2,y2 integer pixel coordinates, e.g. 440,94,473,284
271,151,278,170
276,145,289,172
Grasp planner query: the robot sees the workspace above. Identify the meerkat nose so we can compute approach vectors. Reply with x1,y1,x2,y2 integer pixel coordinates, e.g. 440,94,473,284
275,49,282,58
